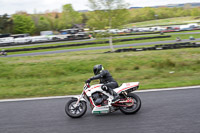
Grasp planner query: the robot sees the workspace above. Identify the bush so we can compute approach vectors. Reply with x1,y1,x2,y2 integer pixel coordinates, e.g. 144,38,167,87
152,59,176,68
133,66,140,70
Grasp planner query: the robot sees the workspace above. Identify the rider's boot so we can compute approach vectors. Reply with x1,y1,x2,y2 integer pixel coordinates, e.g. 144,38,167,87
112,91,120,103
108,88,120,103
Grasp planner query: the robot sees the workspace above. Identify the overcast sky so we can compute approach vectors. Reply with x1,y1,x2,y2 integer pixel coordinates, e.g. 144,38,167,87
0,0,200,15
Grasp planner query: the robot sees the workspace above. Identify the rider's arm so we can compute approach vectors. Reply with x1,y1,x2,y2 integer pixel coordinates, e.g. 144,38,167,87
90,70,107,81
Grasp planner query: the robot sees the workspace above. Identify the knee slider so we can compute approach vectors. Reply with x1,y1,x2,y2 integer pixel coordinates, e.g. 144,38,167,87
101,85,108,91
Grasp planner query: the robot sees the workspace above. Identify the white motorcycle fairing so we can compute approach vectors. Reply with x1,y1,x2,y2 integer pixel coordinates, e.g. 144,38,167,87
83,82,139,114
84,84,113,114
71,96,86,102
114,82,139,94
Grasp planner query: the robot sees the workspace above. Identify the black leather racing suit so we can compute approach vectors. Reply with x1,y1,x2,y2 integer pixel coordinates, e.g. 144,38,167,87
90,70,118,90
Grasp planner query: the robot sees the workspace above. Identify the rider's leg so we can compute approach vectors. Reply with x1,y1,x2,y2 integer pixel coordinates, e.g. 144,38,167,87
107,88,119,102
102,82,119,103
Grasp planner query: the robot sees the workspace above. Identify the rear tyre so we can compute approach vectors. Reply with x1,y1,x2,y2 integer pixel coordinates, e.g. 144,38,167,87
65,98,87,118
119,93,141,115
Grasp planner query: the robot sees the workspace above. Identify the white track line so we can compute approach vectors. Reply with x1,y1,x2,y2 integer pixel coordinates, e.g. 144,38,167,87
135,85,200,93
0,85,199,103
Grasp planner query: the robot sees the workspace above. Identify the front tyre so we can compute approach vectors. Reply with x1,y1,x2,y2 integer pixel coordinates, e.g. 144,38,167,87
65,99,87,118
120,93,141,115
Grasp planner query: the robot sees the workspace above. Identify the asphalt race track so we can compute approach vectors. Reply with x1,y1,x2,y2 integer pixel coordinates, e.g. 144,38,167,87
0,88,200,133
3,38,200,57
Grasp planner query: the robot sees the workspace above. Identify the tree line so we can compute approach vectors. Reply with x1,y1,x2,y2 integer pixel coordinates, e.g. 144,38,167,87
129,7,200,23
0,3,200,35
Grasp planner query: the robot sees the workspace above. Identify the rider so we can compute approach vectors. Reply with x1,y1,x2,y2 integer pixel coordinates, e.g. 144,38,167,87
176,37,181,41
86,64,120,103
0,49,5,55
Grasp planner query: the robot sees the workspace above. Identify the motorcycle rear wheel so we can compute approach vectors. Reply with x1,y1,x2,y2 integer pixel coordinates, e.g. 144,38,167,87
65,99,87,118
119,93,141,115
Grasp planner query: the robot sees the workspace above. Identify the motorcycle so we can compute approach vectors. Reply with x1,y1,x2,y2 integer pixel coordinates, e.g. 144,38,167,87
65,82,141,118
0,51,7,56
176,37,181,42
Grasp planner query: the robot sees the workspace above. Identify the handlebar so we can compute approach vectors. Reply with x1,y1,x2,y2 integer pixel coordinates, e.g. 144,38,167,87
83,83,90,90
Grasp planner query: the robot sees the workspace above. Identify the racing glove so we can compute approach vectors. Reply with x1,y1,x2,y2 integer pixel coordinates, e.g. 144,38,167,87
85,79,91,83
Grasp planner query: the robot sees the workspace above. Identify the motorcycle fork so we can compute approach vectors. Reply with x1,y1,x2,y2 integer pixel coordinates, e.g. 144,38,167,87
75,91,85,107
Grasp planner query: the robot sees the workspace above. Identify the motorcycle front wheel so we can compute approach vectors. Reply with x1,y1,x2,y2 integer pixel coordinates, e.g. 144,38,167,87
119,93,141,115
65,98,87,118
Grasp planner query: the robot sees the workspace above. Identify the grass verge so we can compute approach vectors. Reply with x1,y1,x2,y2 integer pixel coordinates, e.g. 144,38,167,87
0,48,200,99
126,16,200,27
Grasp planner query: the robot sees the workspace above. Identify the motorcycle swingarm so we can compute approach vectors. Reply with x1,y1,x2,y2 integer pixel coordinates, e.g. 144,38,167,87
112,99,134,107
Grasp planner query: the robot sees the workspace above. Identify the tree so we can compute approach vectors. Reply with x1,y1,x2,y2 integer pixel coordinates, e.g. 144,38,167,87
191,8,200,16
13,14,35,34
59,4,82,29
81,13,89,25
35,16,51,34
44,11,60,31
0,14,13,34
88,0,130,51
87,10,108,29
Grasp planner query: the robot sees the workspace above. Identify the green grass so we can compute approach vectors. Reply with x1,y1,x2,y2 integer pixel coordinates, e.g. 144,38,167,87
0,48,200,99
126,16,200,27
4,33,200,55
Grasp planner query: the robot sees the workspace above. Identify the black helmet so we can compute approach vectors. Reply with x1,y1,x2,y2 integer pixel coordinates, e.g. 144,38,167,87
93,64,104,75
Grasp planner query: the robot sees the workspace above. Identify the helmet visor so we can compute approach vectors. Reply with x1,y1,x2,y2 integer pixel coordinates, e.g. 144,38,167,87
93,67,98,75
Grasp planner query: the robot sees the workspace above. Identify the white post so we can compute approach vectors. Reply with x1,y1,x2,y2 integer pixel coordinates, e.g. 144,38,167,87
109,11,114,52
109,35,114,52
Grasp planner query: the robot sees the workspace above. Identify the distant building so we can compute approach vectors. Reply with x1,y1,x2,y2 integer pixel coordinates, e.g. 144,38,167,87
60,29,79,35
40,31,53,36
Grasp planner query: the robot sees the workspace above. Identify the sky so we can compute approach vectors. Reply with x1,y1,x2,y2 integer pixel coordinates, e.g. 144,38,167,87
0,0,200,15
